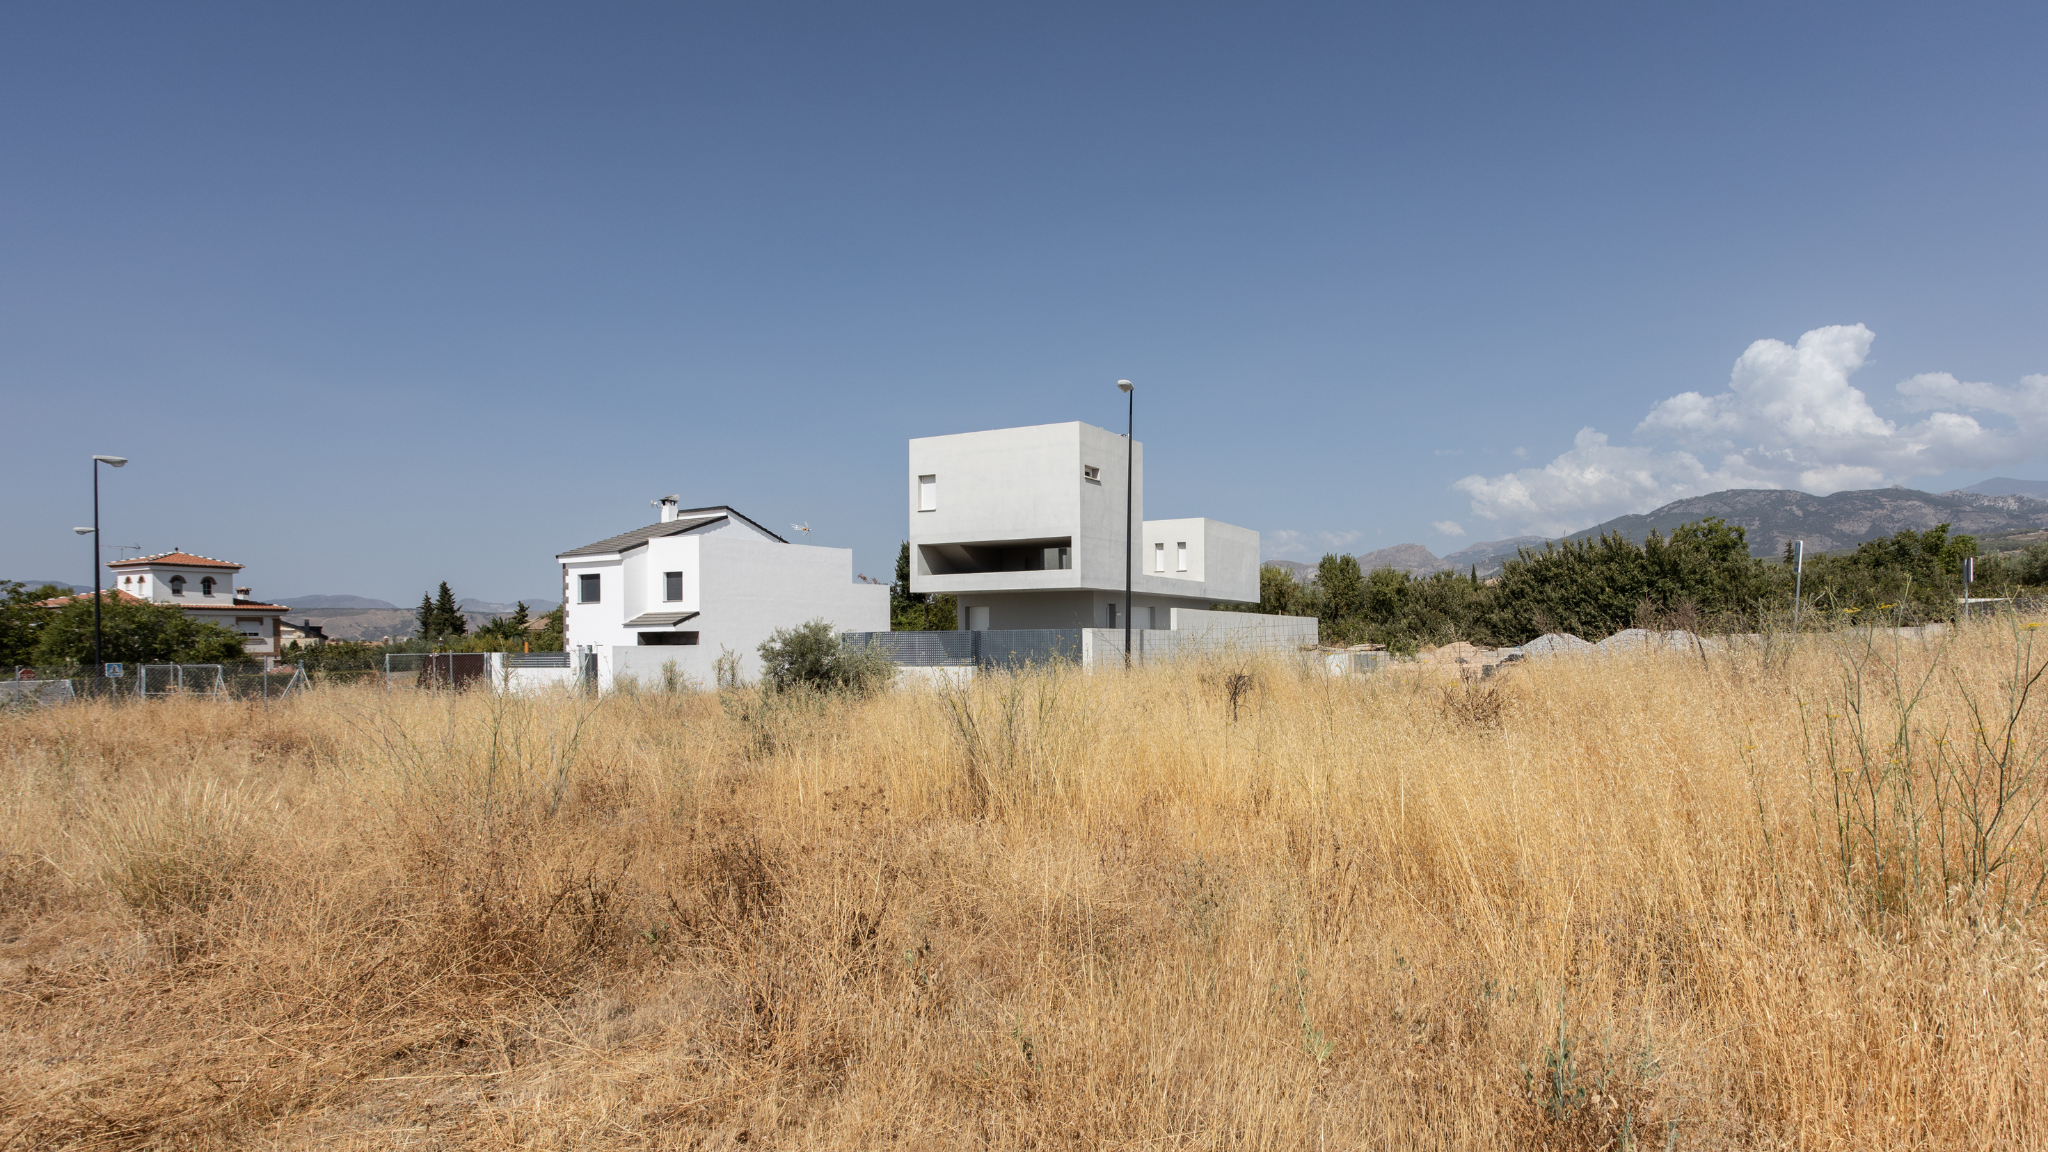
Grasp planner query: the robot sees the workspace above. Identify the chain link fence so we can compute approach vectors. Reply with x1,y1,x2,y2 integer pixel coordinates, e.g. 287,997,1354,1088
7,664,306,706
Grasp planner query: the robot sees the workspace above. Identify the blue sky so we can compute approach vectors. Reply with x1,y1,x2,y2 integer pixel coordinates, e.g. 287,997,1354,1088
5,2,2045,602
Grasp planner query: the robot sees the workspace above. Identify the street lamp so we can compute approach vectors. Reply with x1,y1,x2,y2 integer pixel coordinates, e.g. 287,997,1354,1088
87,455,126,673
1117,380,1134,667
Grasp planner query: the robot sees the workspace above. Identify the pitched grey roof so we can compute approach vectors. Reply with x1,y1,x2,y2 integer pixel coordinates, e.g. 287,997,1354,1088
557,515,724,558
624,611,700,627
556,505,790,559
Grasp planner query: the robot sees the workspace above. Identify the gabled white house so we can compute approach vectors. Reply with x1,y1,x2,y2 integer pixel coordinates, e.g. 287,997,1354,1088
908,422,1261,629
99,551,291,657
557,498,888,689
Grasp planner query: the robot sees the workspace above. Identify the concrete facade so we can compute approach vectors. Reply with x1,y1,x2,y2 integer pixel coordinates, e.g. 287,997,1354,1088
907,422,1258,630
558,500,888,691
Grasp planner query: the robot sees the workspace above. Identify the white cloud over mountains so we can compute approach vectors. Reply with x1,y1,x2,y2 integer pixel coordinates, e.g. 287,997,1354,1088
1264,528,1363,560
1453,325,2048,537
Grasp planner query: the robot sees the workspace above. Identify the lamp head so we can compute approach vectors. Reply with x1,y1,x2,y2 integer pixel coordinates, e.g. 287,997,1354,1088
1116,380,1134,393
92,455,127,467
74,526,95,535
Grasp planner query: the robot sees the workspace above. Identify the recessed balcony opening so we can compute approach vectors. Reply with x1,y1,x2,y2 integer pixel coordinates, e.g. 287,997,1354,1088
919,537,1073,575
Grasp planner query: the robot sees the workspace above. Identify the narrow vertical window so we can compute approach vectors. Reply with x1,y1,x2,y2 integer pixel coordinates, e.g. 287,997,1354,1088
1154,542,1165,572
579,573,601,603
1176,542,1188,571
664,571,683,601
918,474,937,511
1103,603,1117,628
202,577,216,596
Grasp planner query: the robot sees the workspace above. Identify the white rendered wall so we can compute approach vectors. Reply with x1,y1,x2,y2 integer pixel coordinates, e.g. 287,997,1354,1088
574,534,886,691
908,422,1140,596
907,423,1255,607
949,590,1233,630
119,564,240,606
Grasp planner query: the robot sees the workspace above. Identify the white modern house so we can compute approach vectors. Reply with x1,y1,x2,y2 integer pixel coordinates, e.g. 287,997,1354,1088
96,551,292,657
557,498,888,690
907,422,1263,629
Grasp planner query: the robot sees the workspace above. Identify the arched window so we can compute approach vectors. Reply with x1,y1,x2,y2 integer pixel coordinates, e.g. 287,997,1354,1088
201,577,216,596
169,575,186,596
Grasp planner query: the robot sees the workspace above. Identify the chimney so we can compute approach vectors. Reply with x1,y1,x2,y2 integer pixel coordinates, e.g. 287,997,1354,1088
235,586,251,601
657,494,680,523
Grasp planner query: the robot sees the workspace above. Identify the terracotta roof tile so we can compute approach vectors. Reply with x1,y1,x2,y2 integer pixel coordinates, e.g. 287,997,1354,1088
35,589,148,608
106,551,243,569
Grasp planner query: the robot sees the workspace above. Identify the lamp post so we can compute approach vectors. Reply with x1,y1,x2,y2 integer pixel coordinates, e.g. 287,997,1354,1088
1791,540,1804,635
84,455,127,672
1117,380,1134,667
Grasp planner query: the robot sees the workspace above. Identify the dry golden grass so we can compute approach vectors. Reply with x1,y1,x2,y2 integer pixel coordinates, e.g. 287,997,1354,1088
3,624,2046,1149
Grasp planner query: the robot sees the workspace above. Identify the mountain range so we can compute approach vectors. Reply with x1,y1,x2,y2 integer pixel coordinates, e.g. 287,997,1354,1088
277,595,559,614
270,596,559,642
1560,481,2048,557
1269,477,2048,583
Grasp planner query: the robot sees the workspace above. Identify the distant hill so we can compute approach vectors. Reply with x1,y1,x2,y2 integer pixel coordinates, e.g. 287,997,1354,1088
1267,536,1541,583
1353,543,1451,576
6,581,89,594
1442,536,1547,572
1959,477,2048,499
1563,486,2048,557
270,594,559,642
1259,484,2048,584
279,594,401,610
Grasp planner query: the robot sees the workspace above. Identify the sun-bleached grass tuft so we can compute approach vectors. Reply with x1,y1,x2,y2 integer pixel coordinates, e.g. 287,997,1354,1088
1,622,2045,1149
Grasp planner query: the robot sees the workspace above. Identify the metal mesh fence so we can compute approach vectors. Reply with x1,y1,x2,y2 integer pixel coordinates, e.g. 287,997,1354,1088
137,664,226,696
843,629,1083,670
0,679,75,707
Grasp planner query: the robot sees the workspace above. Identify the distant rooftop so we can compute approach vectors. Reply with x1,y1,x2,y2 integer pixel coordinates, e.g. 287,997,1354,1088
107,551,242,570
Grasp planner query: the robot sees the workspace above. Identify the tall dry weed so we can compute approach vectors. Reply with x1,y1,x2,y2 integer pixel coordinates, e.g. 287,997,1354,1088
0,621,2043,1148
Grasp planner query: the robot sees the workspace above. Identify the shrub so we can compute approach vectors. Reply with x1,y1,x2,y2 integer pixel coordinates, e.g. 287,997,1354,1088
757,619,894,694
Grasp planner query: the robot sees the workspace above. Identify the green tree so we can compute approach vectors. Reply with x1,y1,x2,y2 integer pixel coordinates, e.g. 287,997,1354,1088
1315,553,1366,642
1483,517,1776,641
433,582,467,637
889,541,958,630
1242,563,1306,617
416,592,436,640
757,619,895,694
1794,523,1982,621
31,593,249,666
531,605,566,651
1,582,74,668
471,601,531,649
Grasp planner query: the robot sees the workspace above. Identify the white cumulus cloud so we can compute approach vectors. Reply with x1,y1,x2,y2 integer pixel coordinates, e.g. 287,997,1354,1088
1264,528,1363,560
1454,325,2042,536
1431,520,1466,537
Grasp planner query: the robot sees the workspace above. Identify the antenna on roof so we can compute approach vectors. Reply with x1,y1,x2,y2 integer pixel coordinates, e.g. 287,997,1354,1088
791,522,811,538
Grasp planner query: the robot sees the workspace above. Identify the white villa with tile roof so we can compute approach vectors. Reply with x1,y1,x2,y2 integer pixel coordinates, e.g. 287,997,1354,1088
103,551,292,658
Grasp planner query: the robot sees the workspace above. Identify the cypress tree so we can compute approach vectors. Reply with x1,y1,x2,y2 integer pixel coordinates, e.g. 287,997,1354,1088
416,592,437,639
434,582,467,636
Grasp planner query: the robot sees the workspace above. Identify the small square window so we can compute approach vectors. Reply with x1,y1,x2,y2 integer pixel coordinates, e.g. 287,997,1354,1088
578,573,601,604
664,571,683,601
1083,465,1100,482
918,474,937,511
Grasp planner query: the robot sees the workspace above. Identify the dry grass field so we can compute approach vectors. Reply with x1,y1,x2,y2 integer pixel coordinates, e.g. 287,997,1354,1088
2,624,2045,1150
